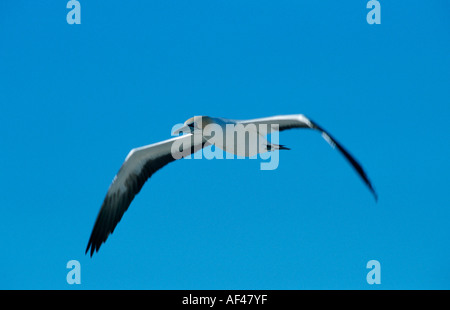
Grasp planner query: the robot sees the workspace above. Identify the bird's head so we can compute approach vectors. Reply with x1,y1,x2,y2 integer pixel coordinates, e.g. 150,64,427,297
173,116,213,135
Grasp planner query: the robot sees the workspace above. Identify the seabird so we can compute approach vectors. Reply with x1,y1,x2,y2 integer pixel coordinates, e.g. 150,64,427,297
86,114,377,256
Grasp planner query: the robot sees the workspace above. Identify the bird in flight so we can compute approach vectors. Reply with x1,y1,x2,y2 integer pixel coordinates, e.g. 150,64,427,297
86,114,377,256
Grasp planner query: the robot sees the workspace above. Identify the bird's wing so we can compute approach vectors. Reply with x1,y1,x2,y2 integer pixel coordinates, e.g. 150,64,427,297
86,133,206,256
238,114,377,201
238,114,313,131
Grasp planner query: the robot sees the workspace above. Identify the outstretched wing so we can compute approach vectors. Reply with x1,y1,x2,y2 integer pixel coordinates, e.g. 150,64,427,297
239,114,378,201
86,133,206,256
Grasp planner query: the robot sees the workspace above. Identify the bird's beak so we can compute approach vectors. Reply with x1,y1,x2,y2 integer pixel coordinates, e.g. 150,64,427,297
172,124,194,135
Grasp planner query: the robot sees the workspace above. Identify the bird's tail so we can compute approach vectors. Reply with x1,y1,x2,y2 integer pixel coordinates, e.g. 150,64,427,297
267,144,290,151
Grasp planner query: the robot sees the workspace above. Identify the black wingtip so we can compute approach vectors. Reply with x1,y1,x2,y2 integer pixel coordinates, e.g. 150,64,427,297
85,235,101,257
86,244,99,257
369,187,378,203
336,141,379,203
309,119,378,202
85,242,93,257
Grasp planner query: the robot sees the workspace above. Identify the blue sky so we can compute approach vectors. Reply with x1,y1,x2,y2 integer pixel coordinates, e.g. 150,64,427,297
0,1,449,289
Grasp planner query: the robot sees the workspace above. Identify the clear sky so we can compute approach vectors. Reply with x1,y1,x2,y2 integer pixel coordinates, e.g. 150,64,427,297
0,1,449,289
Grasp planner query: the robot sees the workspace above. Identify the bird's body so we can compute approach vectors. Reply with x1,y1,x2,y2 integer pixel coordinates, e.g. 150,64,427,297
175,115,297,157
86,114,377,256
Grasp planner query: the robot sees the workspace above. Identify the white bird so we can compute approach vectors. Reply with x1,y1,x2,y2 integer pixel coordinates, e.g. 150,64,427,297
86,114,377,256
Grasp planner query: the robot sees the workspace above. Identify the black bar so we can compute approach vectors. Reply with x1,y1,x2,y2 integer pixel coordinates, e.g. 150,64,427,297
0,290,446,307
